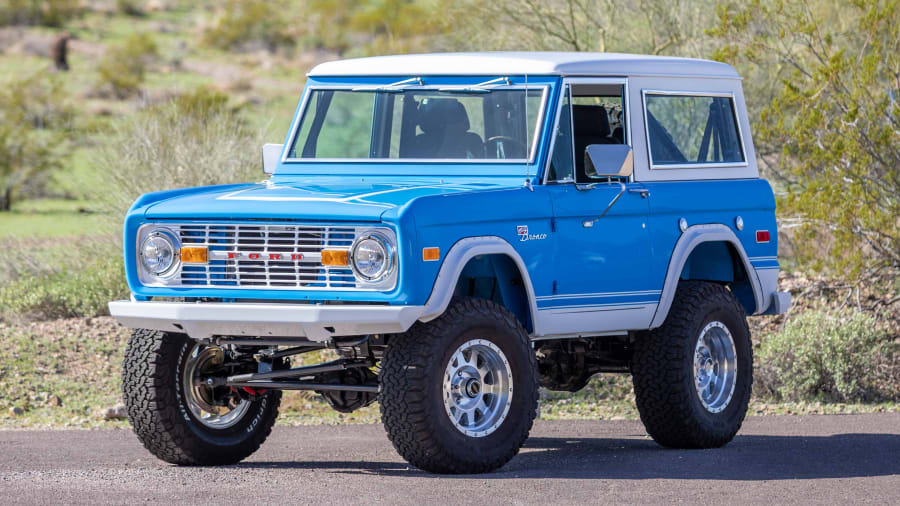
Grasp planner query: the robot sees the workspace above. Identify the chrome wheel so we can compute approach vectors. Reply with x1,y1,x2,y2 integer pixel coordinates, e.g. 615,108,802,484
442,339,513,437
182,344,251,429
693,321,737,413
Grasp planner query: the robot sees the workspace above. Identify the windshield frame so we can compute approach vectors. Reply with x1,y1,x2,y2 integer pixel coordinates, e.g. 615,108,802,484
281,82,550,166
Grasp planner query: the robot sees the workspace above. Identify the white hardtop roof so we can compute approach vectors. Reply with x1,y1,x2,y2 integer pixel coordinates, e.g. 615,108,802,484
308,52,740,79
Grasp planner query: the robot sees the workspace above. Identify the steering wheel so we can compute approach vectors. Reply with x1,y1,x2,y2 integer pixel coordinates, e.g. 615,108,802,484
485,136,527,159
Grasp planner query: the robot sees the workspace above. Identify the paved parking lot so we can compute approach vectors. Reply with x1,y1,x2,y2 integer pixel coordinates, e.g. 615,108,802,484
1,414,898,504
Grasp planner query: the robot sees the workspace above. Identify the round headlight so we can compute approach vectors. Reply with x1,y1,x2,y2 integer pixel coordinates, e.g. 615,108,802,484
351,235,392,281
140,231,178,276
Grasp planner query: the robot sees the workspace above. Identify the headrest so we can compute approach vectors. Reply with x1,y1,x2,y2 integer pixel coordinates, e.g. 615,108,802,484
418,98,470,134
572,104,611,138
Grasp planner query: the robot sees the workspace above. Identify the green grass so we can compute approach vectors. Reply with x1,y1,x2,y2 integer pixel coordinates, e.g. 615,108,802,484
0,199,105,239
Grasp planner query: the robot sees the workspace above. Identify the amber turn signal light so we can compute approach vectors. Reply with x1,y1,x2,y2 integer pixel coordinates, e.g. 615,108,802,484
180,247,208,264
422,247,440,261
321,249,349,266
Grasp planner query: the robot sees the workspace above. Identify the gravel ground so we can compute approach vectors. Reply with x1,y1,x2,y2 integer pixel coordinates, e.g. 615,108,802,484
1,414,898,505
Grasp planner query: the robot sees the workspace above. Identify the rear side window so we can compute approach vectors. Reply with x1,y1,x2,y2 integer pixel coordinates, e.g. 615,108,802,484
643,93,745,168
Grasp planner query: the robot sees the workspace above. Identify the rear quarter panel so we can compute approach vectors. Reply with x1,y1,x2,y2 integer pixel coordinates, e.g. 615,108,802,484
642,178,778,297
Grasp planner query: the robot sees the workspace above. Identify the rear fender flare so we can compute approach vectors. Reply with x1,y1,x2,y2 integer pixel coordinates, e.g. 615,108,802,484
650,224,764,328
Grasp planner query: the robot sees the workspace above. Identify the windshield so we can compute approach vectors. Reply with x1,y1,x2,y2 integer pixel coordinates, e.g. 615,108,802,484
288,87,546,161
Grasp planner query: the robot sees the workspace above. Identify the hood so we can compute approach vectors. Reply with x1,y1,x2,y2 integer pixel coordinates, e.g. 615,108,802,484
143,179,511,221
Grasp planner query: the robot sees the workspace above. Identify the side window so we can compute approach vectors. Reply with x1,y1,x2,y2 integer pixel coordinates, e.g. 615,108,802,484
547,83,627,183
644,93,745,167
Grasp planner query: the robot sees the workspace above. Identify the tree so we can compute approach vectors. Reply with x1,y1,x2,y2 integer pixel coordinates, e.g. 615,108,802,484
447,0,719,58
0,73,69,211
709,0,900,278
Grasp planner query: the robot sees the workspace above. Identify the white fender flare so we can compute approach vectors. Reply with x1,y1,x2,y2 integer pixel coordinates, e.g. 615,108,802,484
419,236,540,333
650,224,765,329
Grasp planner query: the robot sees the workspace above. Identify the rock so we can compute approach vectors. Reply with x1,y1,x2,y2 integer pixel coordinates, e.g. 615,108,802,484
9,406,24,416
47,395,63,407
103,403,127,420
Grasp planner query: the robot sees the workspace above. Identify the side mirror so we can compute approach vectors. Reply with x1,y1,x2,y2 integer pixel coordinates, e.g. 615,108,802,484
262,143,283,174
584,144,633,179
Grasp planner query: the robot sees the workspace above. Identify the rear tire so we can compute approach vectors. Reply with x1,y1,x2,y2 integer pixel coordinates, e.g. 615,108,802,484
631,281,752,449
122,329,281,465
380,298,538,474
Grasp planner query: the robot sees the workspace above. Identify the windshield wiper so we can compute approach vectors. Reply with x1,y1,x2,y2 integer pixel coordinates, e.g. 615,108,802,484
437,77,511,93
351,77,424,93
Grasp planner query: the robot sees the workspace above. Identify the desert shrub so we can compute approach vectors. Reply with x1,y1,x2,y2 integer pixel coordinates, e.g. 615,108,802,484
95,87,264,216
116,0,144,17
202,0,294,52
96,33,158,98
0,73,71,211
0,0,83,27
756,310,900,403
0,257,128,321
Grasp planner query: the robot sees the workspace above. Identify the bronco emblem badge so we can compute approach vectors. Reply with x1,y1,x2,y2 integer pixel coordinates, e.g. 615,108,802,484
517,225,547,242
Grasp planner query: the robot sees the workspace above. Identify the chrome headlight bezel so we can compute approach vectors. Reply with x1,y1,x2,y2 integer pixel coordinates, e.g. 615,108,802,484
349,229,396,288
137,226,181,285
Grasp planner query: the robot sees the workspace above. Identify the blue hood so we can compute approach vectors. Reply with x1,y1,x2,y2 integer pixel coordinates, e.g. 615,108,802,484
142,179,514,221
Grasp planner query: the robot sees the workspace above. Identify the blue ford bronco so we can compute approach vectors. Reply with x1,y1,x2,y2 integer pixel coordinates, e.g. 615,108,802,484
110,52,791,474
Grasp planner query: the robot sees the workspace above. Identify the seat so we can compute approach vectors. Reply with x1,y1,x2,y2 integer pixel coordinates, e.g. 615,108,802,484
572,105,616,178
611,110,625,144
410,98,484,159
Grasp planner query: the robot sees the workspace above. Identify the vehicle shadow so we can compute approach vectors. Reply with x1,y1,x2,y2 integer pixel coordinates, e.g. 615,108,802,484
239,433,900,480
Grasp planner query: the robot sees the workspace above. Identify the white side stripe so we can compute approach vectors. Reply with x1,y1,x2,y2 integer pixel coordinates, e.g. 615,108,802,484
536,290,661,301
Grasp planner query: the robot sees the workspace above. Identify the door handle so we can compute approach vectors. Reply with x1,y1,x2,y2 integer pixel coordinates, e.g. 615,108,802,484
628,188,649,198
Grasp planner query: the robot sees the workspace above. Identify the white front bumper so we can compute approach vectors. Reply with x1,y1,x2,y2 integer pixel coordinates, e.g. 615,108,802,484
108,300,425,342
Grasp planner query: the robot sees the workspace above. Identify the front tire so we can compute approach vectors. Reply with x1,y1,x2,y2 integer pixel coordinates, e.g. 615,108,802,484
122,329,281,465
631,281,752,449
380,298,538,474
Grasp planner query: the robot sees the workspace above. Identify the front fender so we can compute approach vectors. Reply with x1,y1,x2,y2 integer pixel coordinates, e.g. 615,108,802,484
419,236,540,333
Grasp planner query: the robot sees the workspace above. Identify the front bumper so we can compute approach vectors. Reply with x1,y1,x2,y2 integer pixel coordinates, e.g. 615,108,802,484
108,300,425,342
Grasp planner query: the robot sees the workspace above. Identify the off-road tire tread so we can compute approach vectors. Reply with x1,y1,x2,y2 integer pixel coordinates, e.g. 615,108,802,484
380,297,538,474
122,329,281,465
631,281,752,449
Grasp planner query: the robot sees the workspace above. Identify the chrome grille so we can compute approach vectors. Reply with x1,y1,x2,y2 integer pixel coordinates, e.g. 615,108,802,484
174,223,360,289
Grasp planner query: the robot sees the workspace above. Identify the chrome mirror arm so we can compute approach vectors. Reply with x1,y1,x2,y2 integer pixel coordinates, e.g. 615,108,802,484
582,182,627,227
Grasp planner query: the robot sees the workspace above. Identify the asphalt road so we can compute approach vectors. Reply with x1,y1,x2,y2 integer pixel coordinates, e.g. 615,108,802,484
1,414,898,505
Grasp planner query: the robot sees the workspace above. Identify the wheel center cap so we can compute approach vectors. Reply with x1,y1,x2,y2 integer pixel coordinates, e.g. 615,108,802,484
465,378,481,397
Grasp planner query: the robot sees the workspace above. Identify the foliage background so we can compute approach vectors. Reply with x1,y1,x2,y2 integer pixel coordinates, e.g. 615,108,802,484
0,0,897,426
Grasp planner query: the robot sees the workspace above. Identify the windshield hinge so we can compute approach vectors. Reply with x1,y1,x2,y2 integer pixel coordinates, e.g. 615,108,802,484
437,77,511,93
351,77,423,92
